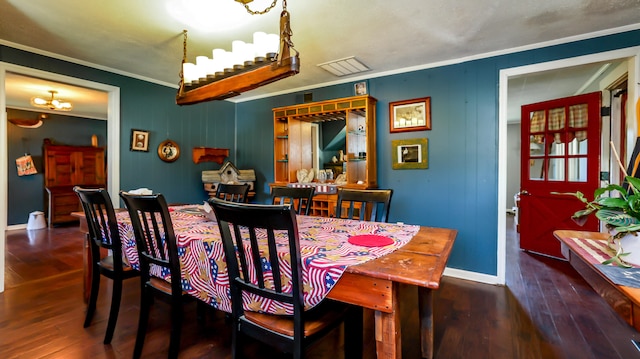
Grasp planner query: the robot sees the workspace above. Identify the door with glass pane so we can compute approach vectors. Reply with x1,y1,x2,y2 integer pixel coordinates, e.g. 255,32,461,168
519,92,601,258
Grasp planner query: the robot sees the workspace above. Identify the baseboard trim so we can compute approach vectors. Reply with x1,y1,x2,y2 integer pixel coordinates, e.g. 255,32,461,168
444,267,503,285
7,224,27,231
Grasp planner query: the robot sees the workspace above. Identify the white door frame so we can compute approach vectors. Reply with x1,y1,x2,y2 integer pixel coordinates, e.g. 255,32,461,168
0,63,121,293
497,47,640,285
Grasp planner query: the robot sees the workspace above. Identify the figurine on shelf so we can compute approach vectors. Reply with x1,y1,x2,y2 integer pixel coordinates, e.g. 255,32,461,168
339,150,344,162
331,155,338,163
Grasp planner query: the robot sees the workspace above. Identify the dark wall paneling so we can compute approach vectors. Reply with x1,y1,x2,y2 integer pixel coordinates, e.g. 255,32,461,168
118,83,236,205
6,109,107,225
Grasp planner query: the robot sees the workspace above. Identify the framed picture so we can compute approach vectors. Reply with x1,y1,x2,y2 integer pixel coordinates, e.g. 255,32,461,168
158,139,181,162
392,138,428,169
389,97,431,133
130,129,149,152
354,81,368,96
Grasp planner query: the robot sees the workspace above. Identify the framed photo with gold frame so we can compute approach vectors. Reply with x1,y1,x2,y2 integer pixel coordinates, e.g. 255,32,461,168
130,129,149,152
158,139,180,162
389,97,431,133
392,138,428,169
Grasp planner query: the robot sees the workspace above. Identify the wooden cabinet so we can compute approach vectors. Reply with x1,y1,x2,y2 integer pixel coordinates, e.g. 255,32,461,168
272,95,377,216
272,95,377,187
44,142,106,226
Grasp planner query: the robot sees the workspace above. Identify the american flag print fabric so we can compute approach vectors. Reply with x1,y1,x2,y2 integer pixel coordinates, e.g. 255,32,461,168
116,205,419,315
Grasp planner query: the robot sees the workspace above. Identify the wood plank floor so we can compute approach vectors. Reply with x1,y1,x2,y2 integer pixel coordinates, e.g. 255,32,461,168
2,216,640,358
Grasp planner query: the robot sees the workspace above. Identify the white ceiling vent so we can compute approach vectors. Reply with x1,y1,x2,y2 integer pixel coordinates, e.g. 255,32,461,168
317,56,370,77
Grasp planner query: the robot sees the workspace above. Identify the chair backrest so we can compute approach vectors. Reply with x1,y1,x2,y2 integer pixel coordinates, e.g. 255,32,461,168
119,192,182,293
74,186,126,268
208,198,305,326
335,188,393,222
270,186,315,215
215,183,250,203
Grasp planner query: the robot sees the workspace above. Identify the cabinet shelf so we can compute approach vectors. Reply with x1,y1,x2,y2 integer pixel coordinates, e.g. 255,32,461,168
272,95,377,205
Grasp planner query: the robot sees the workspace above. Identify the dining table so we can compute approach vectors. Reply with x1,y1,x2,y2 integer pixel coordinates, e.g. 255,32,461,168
77,205,457,359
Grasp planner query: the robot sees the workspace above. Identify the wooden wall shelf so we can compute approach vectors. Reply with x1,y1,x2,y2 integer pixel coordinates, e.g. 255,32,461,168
192,147,229,164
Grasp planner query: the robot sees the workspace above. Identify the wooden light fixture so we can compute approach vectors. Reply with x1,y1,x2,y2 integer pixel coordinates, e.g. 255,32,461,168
176,0,299,105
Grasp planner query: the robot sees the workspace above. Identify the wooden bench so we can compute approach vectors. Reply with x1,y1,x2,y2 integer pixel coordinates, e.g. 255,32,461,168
554,230,640,331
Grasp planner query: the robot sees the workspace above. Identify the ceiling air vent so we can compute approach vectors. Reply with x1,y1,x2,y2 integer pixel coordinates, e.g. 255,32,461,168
317,56,369,77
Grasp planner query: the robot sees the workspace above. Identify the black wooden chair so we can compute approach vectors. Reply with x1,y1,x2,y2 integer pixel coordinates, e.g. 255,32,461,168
215,183,250,203
208,198,363,359
74,186,139,345
119,191,199,359
335,188,393,222
270,186,315,215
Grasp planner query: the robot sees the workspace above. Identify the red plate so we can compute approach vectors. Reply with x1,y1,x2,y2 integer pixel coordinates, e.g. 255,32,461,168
348,234,394,247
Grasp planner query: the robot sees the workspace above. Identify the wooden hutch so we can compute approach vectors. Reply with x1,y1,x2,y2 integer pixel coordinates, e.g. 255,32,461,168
43,139,106,226
272,95,377,217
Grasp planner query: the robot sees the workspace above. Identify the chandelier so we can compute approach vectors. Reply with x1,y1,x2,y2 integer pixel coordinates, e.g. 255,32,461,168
30,90,73,111
176,0,299,105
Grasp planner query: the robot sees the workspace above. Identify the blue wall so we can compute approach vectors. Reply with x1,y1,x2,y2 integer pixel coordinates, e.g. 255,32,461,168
237,29,640,275
2,46,236,223
7,109,107,224
4,28,640,276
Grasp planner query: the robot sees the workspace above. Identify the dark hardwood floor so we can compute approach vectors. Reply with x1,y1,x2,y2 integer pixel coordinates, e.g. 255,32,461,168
2,216,640,358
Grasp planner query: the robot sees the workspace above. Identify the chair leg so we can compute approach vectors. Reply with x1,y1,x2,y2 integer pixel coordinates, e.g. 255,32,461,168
168,296,184,359
133,286,152,359
344,306,364,359
103,278,123,344
231,323,240,359
293,340,303,359
83,264,101,328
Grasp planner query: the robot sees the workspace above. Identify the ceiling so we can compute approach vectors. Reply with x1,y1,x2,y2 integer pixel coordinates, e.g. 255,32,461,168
1,0,639,121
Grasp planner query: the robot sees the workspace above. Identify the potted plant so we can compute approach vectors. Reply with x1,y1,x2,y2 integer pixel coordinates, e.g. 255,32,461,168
556,175,640,267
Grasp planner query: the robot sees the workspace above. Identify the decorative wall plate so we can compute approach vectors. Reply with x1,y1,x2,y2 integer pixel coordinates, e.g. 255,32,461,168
158,139,180,162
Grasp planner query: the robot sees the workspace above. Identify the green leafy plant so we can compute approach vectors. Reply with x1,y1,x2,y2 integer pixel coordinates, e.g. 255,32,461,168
554,175,640,267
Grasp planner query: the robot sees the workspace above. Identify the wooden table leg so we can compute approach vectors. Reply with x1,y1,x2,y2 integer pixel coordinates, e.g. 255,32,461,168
418,287,433,359
374,283,402,358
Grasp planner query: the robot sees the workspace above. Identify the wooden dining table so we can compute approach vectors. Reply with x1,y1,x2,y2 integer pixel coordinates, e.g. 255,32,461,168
75,206,456,359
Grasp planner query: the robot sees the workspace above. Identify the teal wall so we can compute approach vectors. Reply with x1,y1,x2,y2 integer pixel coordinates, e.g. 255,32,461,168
237,29,640,275
4,28,640,275
7,109,107,225
2,46,236,225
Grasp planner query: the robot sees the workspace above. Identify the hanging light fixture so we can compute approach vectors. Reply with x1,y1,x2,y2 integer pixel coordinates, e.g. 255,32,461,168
30,90,73,111
176,0,299,105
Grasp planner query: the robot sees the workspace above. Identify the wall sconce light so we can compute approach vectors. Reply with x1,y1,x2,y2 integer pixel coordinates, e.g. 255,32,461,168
176,0,299,105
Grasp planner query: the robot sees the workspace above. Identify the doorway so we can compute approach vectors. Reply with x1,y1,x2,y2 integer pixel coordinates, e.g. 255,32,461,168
497,47,640,284
0,62,121,293
519,92,602,258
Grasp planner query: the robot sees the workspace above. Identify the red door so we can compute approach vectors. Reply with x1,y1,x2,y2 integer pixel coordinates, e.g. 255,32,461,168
519,92,601,258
